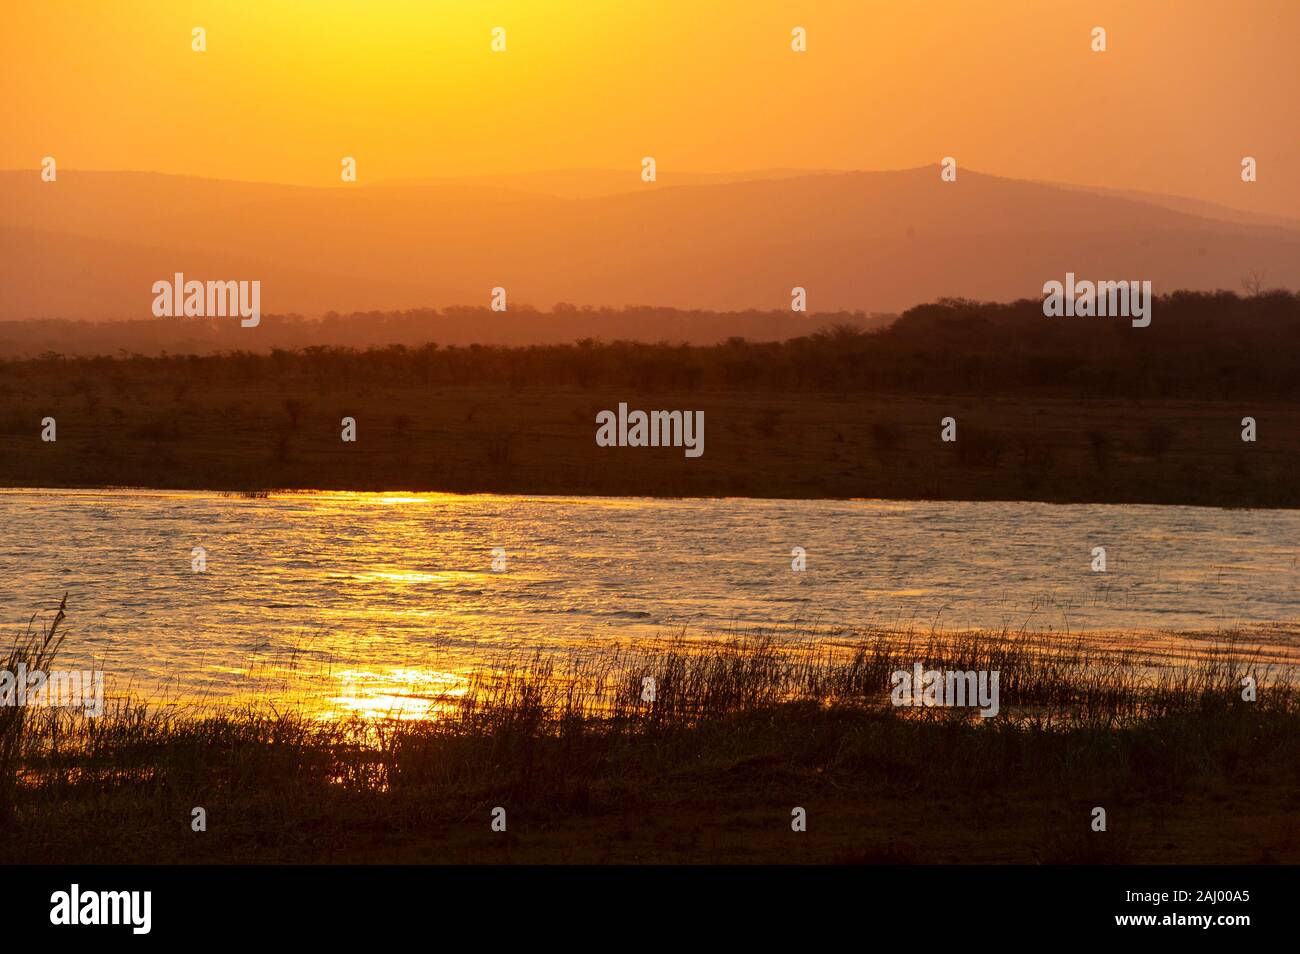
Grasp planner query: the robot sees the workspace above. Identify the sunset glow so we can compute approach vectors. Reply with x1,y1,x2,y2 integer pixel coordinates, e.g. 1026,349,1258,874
2,1,1297,217
3,0,1298,901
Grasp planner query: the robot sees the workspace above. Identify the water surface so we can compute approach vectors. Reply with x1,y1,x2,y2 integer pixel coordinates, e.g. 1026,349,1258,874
2,489,1296,716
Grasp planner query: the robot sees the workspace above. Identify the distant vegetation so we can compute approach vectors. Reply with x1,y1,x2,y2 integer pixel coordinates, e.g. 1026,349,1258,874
2,291,1298,505
0,305,893,358
2,290,1296,398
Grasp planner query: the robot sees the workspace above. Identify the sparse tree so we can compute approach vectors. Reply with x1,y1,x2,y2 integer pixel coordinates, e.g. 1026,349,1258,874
1241,269,1266,297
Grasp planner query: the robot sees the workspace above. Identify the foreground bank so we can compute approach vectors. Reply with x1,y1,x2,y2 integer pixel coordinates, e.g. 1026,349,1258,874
4,610,1296,864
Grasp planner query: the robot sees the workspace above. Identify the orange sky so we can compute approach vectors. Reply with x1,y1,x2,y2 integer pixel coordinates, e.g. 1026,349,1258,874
3,0,1298,215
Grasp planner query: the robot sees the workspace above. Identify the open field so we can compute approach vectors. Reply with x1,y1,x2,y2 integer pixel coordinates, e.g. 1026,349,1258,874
2,379,1297,506
4,293,1298,505
3,607,1297,864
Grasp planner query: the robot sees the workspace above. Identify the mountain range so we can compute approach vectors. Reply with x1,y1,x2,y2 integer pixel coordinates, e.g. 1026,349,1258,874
3,165,1298,323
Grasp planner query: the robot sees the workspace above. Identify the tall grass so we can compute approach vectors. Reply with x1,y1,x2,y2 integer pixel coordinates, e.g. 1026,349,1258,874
0,595,67,821
3,602,1297,862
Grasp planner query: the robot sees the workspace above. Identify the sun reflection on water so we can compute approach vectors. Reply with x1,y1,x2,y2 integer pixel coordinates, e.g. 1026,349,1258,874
326,666,469,721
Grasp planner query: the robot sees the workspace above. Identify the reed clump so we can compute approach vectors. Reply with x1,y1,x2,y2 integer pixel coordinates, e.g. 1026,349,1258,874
3,605,1297,863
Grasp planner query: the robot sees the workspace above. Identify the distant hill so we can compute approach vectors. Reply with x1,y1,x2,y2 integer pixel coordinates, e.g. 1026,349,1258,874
3,166,1299,332
368,167,838,198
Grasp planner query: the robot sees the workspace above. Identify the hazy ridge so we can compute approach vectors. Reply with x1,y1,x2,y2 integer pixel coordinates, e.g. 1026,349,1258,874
4,167,1299,338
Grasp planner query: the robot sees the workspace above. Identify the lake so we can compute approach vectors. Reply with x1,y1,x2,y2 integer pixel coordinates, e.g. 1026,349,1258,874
2,489,1297,717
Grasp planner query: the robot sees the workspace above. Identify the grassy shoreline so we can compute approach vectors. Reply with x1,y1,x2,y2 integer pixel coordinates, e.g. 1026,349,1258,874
5,386,1300,507
4,609,1297,864
10,295,1300,509
7,293,1300,505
